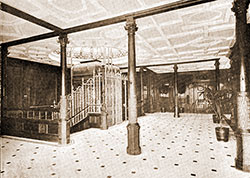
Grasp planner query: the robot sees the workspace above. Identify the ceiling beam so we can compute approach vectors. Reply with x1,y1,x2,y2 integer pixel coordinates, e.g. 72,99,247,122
0,2,64,33
119,58,219,69
1,0,216,47
1,32,60,47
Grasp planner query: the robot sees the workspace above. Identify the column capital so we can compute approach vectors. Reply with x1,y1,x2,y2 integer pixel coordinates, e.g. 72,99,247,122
214,59,220,68
1,44,8,53
1,44,7,50
1,45,9,56
173,64,178,71
231,0,249,16
125,17,138,34
58,34,69,47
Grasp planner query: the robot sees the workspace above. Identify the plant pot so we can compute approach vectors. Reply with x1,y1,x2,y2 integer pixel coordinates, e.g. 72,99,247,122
215,127,229,142
212,114,220,124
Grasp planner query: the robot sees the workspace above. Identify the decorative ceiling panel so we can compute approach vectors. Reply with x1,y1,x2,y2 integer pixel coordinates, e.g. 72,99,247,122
0,11,19,24
142,0,177,6
208,29,234,39
168,32,202,46
137,17,154,29
161,23,184,36
137,27,161,39
157,48,176,56
1,0,41,14
0,0,237,73
96,0,141,14
153,12,182,25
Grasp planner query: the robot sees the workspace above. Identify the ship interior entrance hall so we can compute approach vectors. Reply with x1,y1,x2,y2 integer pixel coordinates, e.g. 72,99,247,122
1,0,250,177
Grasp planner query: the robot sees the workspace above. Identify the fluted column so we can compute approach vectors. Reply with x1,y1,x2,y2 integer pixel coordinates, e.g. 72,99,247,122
125,17,141,155
232,0,250,172
58,34,70,145
173,64,179,118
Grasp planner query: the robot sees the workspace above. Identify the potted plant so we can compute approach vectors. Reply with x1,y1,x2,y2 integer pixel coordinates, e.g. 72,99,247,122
201,85,233,142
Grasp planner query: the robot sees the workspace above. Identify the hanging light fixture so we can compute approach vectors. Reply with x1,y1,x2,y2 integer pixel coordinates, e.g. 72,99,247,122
50,46,127,64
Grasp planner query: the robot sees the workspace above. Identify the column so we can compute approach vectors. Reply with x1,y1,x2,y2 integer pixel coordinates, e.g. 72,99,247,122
213,60,220,122
124,79,128,121
148,72,152,113
101,67,108,129
58,34,70,145
215,59,220,91
0,45,8,134
232,0,250,172
125,17,141,155
173,64,179,118
140,67,144,116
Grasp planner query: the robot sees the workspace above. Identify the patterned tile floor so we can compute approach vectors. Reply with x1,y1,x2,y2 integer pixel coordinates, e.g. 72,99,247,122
1,113,250,178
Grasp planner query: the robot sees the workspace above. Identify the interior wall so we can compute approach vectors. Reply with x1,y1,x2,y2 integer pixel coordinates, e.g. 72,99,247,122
4,57,66,113
136,69,161,115
145,69,232,114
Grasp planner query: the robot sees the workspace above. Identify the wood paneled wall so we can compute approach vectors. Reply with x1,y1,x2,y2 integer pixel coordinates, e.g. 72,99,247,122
136,69,232,114
1,57,71,142
5,57,71,112
136,69,161,115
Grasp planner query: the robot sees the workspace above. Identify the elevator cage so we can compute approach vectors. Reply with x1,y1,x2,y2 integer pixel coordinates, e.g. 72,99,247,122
68,61,128,128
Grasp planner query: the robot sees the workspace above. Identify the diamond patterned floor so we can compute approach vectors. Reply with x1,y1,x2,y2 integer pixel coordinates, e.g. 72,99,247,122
1,113,250,178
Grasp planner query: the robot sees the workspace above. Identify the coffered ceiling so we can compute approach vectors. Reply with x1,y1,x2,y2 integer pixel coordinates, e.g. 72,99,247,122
0,0,241,73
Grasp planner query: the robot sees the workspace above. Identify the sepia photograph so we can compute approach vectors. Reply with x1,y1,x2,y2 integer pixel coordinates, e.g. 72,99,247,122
0,0,250,177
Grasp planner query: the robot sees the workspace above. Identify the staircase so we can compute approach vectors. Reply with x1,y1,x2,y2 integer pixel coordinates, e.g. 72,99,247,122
67,76,102,131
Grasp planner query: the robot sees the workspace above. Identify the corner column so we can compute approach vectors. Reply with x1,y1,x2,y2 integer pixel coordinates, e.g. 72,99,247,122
125,17,141,155
173,64,179,118
140,67,144,116
58,34,70,145
148,72,153,113
232,0,250,172
213,59,220,122
0,45,8,134
215,59,220,91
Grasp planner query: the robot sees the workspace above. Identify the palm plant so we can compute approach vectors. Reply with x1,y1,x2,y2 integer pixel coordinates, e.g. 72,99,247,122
200,85,233,142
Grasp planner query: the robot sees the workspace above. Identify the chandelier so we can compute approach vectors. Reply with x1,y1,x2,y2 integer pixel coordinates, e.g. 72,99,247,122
50,46,127,62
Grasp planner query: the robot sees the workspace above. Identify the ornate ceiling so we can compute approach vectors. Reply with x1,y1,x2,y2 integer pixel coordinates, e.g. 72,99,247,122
0,0,241,73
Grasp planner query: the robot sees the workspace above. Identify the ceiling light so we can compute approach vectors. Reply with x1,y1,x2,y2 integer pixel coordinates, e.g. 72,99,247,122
49,46,127,64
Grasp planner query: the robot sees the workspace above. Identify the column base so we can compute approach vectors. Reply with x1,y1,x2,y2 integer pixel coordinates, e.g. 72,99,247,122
235,130,250,172
174,114,180,118
58,120,70,145
101,111,108,130
174,107,180,118
140,112,145,117
174,112,180,118
58,95,70,145
127,123,141,155
236,92,249,130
